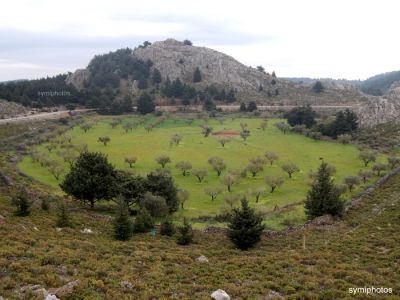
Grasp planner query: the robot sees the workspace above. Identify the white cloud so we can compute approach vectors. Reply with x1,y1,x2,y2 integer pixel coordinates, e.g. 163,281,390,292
1,0,400,80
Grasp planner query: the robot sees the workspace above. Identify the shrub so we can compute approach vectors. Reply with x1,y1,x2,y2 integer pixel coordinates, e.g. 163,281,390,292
141,192,169,218
176,218,194,245
338,134,352,144
41,197,50,211
11,189,32,216
160,217,176,236
227,198,265,250
133,208,154,233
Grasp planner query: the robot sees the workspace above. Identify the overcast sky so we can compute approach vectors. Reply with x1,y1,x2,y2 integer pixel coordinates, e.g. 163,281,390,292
1,0,399,81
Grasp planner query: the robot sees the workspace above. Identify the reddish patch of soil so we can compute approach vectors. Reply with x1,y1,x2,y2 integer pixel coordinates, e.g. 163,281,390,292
212,130,240,137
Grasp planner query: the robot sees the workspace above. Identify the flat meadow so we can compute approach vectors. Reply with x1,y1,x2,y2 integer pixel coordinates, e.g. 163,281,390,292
18,115,385,229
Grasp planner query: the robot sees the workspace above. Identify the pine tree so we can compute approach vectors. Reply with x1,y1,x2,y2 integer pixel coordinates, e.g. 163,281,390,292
152,68,162,85
227,198,264,250
176,218,194,245
132,208,154,233
304,162,344,219
56,202,73,227
113,198,132,240
137,92,155,114
160,217,176,236
193,67,202,83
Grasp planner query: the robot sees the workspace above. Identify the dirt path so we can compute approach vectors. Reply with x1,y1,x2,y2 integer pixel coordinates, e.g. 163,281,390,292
0,109,92,124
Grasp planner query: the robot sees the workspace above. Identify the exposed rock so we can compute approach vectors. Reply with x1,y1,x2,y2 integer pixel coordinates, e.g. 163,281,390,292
120,281,134,290
356,96,400,127
0,296,6,300
65,69,90,91
19,284,48,298
80,228,93,234
262,290,285,299
48,280,80,297
55,228,62,232
211,289,230,300
45,295,59,300
195,255,209,263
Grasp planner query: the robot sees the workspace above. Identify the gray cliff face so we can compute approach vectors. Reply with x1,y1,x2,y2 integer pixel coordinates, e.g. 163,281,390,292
357,95,400,127
133,39,276,95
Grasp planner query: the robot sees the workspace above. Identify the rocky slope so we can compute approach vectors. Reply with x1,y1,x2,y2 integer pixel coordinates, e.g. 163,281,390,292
67,39,367,105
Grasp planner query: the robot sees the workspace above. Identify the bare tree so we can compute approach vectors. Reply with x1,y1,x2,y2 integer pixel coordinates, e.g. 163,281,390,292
59,149,77,167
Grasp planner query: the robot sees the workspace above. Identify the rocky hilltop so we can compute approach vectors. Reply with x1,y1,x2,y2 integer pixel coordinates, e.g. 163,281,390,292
66,39,367,105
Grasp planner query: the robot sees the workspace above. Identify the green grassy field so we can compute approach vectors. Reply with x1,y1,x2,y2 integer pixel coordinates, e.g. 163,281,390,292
18,116,386,229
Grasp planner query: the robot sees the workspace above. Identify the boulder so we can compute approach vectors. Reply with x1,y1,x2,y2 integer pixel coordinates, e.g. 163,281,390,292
211,289,230,300
195,255,209,263
120,281,134,290
19,284,48,298
45,295,60,300
48,280,80,297
262,290,285,299
80,228,93,234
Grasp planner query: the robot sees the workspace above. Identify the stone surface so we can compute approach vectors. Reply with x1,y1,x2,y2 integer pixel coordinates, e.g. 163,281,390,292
48,280,80,297
120,281,134,290
262,290,285,299
195,255,209,263
80,228,93,234
19,284,48,298
211,289,230,300
45,295,60,300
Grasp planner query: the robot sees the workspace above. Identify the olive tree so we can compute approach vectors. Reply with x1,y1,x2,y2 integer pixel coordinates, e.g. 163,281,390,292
47,161,64,181
372,163,387,176
260,120,267,131
281,162,300,178
249,187,266,203
204,186,224,201
218,137,231,147
387,156,400,169
201,124,213,137
208,156,226,176
240,130,251,141
155,155,171,168
220,174,239,192
192,168,208,182
124,157,137,168
275,122,291,134
265,176,284,193
344,176,361,192
170,134,182,147
358,169,373,183
224,193,241,209
264,151,279,165
359,150,377,167
177,189,190,209
98,136,111,146
80,123,93,133
176,161,192,176
247,162,264,177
